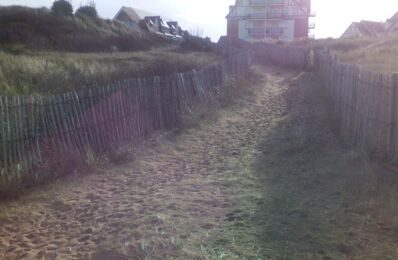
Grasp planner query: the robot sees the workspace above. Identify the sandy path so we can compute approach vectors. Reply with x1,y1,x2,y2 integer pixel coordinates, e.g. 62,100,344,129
0,65,299,259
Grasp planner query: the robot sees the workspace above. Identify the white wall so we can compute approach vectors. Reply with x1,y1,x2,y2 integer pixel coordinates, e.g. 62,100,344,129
279,20,295,41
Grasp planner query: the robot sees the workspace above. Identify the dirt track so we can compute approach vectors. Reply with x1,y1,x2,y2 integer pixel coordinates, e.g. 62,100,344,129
1,64,398,260
0,64,293,259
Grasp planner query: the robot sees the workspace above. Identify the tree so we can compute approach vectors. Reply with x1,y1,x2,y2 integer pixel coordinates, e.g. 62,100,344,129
75,1,97,19
51,0,73,16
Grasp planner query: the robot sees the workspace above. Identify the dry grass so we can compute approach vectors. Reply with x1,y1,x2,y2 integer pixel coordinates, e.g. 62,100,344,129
2,64,397,259
203,69,398,259
0,5,158,52
0,66,257,259
179,69,260,131
0,46,222,95
313,34,398,73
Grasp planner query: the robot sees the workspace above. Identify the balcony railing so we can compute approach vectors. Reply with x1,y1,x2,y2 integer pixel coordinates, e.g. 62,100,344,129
246,11,310,20
248,13,266,19
248,27,284,37
249,0,285,5
308,23,315,29
248,0,309,6
266,0,285,5
249,0,266,6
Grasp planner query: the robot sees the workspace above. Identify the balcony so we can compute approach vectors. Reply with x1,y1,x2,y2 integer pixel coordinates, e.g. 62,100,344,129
249,0,266,6
310,11,316,17
266,27,284,36
248,13,266,20
249,0,285,6
248,27,284,38
266,0,286,5
308,23,315,29
246,12,310,20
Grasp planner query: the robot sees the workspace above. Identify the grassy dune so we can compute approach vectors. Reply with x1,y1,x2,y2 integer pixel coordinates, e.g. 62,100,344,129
0,6,221,95
314,34,398,73
0,46,222,95
0,5,158,52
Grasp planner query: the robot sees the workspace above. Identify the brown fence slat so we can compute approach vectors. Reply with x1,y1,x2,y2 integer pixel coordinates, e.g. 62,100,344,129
0,50,250,191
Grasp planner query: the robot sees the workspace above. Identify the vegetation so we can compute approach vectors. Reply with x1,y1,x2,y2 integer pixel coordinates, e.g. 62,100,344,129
51,0,73,16
0,4,222,96
199,69,398,259
181,35,216,52
75,2,98,19
0,46,222,95
0,5,161,52
313,34,398,73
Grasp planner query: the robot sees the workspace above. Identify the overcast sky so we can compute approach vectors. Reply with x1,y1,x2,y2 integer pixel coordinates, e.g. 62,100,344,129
1,0,397,41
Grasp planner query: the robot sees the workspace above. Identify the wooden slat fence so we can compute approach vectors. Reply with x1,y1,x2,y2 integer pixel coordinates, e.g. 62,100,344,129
251,42,310,69
222,41,398,163
218,39,310,69
0,51,250,191
315,50,398,161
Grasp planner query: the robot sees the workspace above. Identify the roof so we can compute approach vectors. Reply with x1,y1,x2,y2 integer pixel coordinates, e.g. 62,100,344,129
114,6,171,23
144,16,171,30
226,5,236,19
114,7,155,22
358,20,386,36
389,11,398,23
343,20,386,38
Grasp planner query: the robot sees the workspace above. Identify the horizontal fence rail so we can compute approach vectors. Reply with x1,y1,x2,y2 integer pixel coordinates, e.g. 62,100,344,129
0,51,250,191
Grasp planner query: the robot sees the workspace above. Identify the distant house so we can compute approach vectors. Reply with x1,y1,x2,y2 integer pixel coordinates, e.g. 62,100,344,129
341,20,386,38
113,6,157,32
167,21,183,38
142,16,172,35
113,6,184,38
387,11,398,32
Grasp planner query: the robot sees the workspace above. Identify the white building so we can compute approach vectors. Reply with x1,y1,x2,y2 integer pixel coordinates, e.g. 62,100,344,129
226,0,314,42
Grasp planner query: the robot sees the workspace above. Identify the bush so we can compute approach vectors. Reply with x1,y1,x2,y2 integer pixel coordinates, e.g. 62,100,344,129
0,6,158,52
76,5,97,19
181,35,215,52
51,0,73,16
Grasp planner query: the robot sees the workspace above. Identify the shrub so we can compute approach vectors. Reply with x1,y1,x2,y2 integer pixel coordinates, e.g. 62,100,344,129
181,35,215,52
51,0,73,16
0,6,158,52
76,5,97,19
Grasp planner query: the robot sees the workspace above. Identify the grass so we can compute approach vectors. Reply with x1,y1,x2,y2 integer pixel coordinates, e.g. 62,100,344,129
0,46,222,95
313,34,398,73
0,6,224,95
0,5,159,52
78,71,259,260
199,69,398,259
2,63,398,258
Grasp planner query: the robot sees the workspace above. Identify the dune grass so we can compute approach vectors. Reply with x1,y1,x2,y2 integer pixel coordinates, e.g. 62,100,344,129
200,70,398,259
314,34,398,73
0,46,222,95
0,5,158,53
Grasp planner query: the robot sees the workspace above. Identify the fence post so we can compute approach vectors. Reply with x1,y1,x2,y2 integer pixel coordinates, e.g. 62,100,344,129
0,96,6,187
390,73,398,161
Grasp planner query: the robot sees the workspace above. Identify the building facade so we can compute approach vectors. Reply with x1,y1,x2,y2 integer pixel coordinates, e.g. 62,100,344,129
226,0,314,42
113,7,156,32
